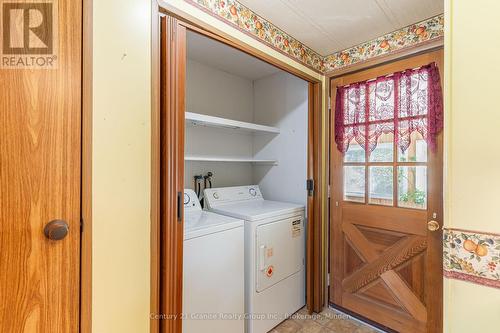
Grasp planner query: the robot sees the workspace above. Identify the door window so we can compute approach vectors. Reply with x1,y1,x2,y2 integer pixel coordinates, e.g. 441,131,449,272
337,64,443,210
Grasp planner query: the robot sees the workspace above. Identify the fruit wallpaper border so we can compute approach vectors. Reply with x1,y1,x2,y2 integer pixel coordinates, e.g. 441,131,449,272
443,228,500,289
183,0,444,74
323,15,444,73
184,0,324,73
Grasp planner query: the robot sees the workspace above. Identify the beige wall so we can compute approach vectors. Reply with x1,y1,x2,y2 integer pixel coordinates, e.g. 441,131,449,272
92,0,152,332
444,0,500,332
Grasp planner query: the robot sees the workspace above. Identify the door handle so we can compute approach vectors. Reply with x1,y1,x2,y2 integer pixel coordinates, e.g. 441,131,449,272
177,191,183,222
306,179,314,197
427,220,440,232
44,220,69,240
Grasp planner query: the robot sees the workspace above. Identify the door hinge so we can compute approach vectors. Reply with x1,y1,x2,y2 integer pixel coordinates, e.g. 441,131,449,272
327,273,330,287
327,184,331,198
306,179,314,197
80,218,84,233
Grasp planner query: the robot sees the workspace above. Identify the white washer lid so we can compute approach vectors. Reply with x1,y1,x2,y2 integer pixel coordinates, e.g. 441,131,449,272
184,210,243,240
209,200,304,222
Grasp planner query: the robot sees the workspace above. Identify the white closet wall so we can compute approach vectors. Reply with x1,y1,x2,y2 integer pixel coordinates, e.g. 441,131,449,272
185,59,254,188
253,72,308,207
186,59,254,121
185,55,308,204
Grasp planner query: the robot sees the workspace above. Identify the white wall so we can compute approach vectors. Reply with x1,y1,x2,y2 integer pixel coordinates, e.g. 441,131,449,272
253,72,309,207
186,59,254,121
185,59,255,189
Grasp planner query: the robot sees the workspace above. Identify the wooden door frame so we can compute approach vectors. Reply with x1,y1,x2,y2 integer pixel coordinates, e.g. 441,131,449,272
151,3,326,332
328,48,444,332
81,0,93,332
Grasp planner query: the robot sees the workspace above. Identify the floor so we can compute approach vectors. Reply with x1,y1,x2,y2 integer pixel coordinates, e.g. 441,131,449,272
269,307,381,333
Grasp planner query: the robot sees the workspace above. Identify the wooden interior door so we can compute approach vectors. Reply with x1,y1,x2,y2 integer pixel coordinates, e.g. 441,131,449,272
329,50,443,333
0,1,82,332
306,82,324,313
159,14,186,333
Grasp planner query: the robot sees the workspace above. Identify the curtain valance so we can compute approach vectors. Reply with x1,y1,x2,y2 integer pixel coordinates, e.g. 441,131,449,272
334,63,443,154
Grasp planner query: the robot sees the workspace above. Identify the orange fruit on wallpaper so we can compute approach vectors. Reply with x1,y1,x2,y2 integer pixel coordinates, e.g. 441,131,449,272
379,40,389,49
416,26,426,36
463,239,477,252
475,244,488,257
284,39,289,47
340,53,349,61
255,21,263,30
230,5,237,16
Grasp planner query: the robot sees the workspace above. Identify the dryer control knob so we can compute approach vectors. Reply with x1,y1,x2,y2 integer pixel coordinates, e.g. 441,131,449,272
249,188,257,196
213,192,219,199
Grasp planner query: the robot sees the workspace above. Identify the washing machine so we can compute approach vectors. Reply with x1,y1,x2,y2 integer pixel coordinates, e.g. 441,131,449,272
183,189,245,333
204,185,305,333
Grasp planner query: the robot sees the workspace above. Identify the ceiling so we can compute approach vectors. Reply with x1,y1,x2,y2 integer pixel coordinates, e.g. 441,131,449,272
187,30,281,80
238,0,444,56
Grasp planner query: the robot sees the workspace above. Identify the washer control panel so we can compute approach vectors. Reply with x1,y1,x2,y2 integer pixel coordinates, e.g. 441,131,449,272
184,189,202,211
204,185,263,208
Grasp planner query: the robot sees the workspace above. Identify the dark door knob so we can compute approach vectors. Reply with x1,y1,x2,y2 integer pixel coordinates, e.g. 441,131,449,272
44,220,69,240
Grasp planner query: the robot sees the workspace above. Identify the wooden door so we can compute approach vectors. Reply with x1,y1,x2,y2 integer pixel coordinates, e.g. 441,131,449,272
0,0,82,332
329,50,443,333
306,82,324,313
159,14,186,333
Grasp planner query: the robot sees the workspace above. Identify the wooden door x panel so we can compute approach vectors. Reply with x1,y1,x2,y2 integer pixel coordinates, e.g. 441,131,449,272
342,221,427,322
339,206,429,332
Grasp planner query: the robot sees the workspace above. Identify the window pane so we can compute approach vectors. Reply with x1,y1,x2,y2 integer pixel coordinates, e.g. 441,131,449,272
369,123,394,162
369,166,393,206
344,136,365,162
398,166,427,209
344,166,365,203
398,130,427,162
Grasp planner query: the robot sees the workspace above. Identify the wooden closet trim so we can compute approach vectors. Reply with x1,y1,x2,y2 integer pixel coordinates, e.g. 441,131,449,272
81,0,93,331
151,3,326,332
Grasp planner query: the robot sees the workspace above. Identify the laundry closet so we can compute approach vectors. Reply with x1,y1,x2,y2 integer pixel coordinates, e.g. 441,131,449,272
181,29,311,333
184,31,309,208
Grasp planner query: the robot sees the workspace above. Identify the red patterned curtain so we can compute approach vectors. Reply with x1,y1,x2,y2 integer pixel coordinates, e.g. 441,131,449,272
335,63,443,155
